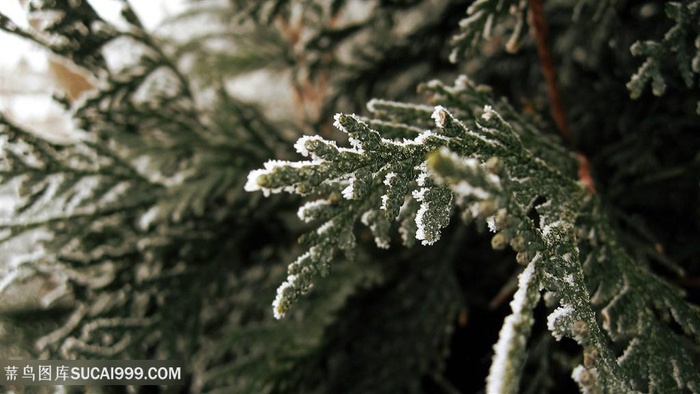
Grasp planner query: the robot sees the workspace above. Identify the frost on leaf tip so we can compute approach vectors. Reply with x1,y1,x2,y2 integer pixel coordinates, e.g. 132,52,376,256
547,306,576,341
341,176,355,200
431,105,448,128
413,186,452,246
272,276,296,319
297,199,330,223
482,105,495,121
486,255,541,394
293,135,316,157
244,168,267,193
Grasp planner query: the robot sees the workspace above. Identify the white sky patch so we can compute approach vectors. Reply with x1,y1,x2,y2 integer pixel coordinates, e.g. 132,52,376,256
0,0,189,141
0,1,185,67
0,1,45,70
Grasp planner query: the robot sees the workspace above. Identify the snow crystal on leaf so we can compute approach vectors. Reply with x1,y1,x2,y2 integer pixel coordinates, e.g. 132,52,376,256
431,105,448,128
293,135,314,157
482,105,495,121
316,220,334,235
547,306,574,340
360,211,372,226
383,172,396,186
297,199,330,222
412,188,427,202
244,169,267,194
414,203,432,245
416,173,430,188
341,183,354,200
415,130,437,145
487,216,497,233
571,365,597,389
332,113,344,131
512,263,536,311
272,276,296,319
380,194,389,210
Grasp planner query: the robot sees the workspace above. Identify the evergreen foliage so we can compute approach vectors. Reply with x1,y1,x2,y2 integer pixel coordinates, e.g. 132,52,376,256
626,1,700,113
1,0,699,393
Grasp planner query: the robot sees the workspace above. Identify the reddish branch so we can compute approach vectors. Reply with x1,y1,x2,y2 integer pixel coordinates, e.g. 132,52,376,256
528,0,596,193
576,153,597,193
528,0,571,141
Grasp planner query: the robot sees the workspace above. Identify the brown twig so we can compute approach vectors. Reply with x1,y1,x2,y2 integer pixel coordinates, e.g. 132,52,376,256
528,0,571,141
528,0,597,193
576,152,597,194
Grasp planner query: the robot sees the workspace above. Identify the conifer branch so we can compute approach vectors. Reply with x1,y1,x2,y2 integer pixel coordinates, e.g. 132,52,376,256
248,76,700,392
627,1,700,114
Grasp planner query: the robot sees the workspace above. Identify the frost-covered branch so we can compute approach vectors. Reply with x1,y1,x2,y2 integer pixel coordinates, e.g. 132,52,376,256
247,76,700,391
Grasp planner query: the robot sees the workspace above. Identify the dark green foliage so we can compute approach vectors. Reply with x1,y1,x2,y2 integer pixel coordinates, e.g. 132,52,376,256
450,0,528,59
1,0,699,393
626,1,700,111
